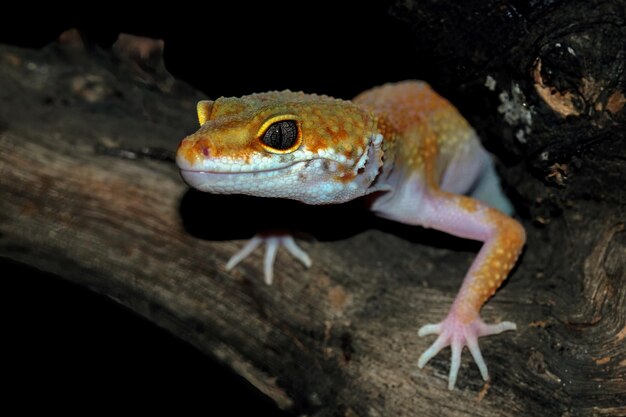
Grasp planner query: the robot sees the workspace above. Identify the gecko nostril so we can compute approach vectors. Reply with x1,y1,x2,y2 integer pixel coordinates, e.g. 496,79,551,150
202,146,210,157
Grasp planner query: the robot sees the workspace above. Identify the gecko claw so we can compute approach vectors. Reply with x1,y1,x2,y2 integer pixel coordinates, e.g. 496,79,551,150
225,232,311,285
418,314,516,390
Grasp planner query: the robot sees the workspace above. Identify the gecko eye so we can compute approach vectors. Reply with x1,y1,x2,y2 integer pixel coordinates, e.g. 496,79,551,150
260,120,300,152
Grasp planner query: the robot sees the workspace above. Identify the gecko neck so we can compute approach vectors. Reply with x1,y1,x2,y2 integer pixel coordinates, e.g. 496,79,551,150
363,124,398,195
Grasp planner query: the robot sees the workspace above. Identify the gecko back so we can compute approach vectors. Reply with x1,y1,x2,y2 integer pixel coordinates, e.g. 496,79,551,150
355,81,513,214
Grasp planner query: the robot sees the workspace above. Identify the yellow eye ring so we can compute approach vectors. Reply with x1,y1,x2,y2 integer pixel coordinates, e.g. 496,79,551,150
257,115,302,154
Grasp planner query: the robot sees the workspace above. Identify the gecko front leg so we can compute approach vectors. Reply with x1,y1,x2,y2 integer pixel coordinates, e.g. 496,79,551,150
373,180,525,389
416,190,525,389
225,231,312,285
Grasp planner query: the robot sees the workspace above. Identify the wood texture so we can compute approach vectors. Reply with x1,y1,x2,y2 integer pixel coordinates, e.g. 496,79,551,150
1,20,625,417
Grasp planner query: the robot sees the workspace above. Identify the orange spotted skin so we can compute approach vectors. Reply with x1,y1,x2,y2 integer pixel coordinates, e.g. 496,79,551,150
176,80,526,389
464,207,525,313
437,192,526,322
355,81,475,185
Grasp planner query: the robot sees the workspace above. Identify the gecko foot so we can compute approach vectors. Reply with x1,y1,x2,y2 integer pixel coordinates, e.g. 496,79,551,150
417,313,516,390
225,232,312,285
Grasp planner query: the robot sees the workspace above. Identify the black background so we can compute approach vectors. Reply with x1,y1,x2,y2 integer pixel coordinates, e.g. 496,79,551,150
2,3,419,98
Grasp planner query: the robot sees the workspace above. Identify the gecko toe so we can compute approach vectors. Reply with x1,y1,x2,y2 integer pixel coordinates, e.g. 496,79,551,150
417,333,448,368
418,323,442,336
226,236,263,271
281,235,312,268
466,335,488,381
477,320,517,337
448,340,463,390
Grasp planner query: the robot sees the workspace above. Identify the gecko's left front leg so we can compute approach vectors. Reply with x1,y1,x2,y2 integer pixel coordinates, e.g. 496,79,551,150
375,183,525,389
416,190,525,389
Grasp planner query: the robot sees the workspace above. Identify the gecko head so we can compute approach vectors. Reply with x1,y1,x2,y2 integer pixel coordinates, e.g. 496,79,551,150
176,91,384,204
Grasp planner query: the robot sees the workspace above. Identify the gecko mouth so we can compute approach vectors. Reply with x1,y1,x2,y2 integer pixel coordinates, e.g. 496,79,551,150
177,155,346,177
179,161,300,175
178,161,308,192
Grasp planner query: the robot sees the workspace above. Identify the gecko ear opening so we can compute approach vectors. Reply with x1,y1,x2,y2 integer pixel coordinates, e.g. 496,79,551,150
197,100,214,126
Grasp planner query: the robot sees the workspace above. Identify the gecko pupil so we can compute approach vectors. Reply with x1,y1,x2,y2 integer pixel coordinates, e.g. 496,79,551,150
261,120,298,150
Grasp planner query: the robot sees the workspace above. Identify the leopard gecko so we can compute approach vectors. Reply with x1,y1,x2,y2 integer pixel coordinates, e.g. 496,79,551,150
176,81,526,390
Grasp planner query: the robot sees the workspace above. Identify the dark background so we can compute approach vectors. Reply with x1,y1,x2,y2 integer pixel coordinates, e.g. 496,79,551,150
1,3,419,98
1,2,419,414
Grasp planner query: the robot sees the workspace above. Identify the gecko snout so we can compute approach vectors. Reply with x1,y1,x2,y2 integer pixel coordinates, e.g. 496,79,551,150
176,133,216,169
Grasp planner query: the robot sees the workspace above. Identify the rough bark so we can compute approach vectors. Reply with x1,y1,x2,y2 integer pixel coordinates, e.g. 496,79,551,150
1,4,625,414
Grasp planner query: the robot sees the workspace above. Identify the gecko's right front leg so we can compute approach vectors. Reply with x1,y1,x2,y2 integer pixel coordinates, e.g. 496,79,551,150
225,231,312,285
